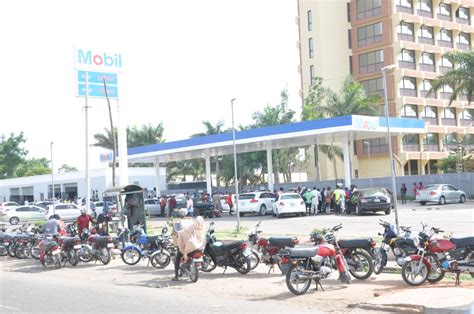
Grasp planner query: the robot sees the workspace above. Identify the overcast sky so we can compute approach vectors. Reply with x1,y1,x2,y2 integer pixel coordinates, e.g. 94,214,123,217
0,0,301,171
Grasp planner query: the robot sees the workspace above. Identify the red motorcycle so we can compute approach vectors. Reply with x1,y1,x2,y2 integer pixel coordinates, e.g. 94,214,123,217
247,221,299,274
39,235,62,269
402,225,474,286
78,231,115,265
282,235,351,295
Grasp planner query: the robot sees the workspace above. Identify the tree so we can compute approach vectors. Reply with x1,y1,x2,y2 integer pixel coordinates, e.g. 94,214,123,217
0,133,28,179
438,135,474,173
15,158,51,177
431,50,474,105
58,164,78,173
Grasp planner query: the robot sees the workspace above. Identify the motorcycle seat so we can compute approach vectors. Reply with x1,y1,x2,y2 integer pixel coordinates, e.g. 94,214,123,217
63,237,80,245
93,236,110,245
286,246,318,258
394,238,416,247
450,237,474,248
147,236,159,243
268,237,297,248
338,238,371,249
0,233,13,240
212,240,243,252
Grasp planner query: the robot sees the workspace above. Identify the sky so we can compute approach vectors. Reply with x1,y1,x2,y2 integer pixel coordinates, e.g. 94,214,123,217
0,0,301,171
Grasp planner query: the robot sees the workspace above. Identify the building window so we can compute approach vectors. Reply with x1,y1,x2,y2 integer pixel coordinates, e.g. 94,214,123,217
440,84,453,100
417,0,433,17
442,107,456,126
437,3,452,21
349,56,353,75
347,2,351,22
444,133,458,150
420,52,435,72
307,10,312,31
397,0,413,13
456,7,470,24
397,21,414,42
398,49,415,69
363,137,388,154
348,30,352,49
401,104,418,118
308,38,314,58
422,106,438,125
361,77,383,97
356,0,382,20
310,65,315,84
400,76,417,97
357,22,383,47
461,109,473,126
420,79,435,98
439,29,453,48
456,32,471,50
418,25,434,45
439,55,453,74
359,49,384,74
423,133,439,151
403,134,420,151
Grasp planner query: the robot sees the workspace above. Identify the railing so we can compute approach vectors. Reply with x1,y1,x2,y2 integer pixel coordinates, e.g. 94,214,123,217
419,64,435,72
422,117,438,125
417,10,433,18
440,92,453,100
418,37,434,45
420,90,436,99
456,17,470,25
400,88,417,97
403,144,420,151
439,66,453,74
441,118,456,126
437,14,451,22
397,5,413,14
456,43,471,51
398,33,415,42
460,119,473,127
424,144,439,152
398,61,416,69
438,40,453,48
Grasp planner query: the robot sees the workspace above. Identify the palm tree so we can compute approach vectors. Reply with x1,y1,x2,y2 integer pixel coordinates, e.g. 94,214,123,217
431,50,474,105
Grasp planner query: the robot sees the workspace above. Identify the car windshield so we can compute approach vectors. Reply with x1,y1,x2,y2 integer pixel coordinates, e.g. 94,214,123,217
281,194,301,200
360,189,384,197
239,194,255,200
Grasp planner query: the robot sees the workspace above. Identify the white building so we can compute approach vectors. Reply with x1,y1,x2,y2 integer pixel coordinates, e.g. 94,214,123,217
0,167,166,203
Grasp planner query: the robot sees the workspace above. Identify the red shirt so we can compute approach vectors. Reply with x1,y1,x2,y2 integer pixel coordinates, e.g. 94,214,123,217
77,214,93,234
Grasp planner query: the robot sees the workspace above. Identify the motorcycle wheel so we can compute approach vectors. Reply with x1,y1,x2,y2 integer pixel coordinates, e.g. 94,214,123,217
347,251,373,280
373,249,384,275
30,244,40,260
7,243,16,258
200,254,217,272
426,257,445,283
15,244,27,259
100,248,111,265
53,255,62,269
249,250,260,270
188,262,199,283
24,244,32,258
68,250,79,266
150,252,170,269
0,244,7,256
79,251,93,263
401,260,429,286
121,248,141,265
235,254,251,274
286,265,311,295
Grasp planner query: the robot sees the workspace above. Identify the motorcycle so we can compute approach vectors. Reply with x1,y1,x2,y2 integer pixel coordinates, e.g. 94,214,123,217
247,221,299,274
149,227,177,269
58,236,82,266
39,235,62,269
178,249,204,283
78,229,115,265
310,224,374,280
200,222,252,274
401,225,474,286
282,235,352,295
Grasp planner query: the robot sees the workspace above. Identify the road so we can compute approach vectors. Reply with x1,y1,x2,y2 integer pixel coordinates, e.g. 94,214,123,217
148,202,474,238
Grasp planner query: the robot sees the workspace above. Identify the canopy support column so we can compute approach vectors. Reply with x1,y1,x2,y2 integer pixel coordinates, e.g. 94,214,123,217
154,156,161,197
343,139,351,188
266,146,274,192
205,150,212,194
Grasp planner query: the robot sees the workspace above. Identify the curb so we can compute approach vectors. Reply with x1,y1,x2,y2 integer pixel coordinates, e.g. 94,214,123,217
348,302,471,313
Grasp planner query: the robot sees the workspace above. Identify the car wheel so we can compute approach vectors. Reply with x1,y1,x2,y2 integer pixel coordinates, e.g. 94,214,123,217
259,205,266,216
384,208,391,215
239,212,245,217
301,212,307,217
356,204,362,216
9,217,19,225
460,195,466,204
439,196,446,205
277,214,282,219
420,201,427,205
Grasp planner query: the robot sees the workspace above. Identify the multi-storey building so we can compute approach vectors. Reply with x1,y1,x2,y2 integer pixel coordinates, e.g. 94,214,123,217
297,0,474,180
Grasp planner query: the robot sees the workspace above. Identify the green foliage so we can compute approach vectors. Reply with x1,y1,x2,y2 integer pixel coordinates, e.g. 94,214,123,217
0,132,28,179
438,135,474,173
302,77,325,121
58,164,78,173
15,158,51,177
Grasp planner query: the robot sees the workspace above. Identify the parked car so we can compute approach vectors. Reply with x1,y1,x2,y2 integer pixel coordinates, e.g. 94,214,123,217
347,187,392,215
237,191,276,216
94,201,118,216
220,194,236,213
272,193,306,218
0,205,47,225
144,199,160,216
0,201,19,214
416,184,467,205
192,197,218,218
46,203,82,221
35,201,53,210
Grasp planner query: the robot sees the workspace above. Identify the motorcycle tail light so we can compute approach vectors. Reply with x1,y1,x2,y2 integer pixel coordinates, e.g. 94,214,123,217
281,256,289,263
193,251,203,258
279,202,285,206
239,242,248,250
249,199,258,203
370,240,376,247
293,239,300,245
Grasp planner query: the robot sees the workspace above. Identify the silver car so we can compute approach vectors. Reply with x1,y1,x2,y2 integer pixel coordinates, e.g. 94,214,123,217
416,184,467,205
144,199,160,216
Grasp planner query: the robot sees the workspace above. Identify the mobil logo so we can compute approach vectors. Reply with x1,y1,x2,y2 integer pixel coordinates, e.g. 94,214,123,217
76,48,122,71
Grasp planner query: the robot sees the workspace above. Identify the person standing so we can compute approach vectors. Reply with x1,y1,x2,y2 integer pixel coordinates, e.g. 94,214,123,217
400,184,408,204
324,187,332,214
303,189,313,214
212,192,222,215
333,184,344,215
76,209,94,236
168,195,176,218
226,193,233,216
186,194,194,217
160,195,167,217
412,182,418,198
418,181,424,191
311,187,320,216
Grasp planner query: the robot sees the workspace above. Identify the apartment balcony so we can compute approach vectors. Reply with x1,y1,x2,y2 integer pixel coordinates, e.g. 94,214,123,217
444,144,458,151
460,119,473,127
439,66,454,74
400,88,417,97
398,61,416,70
441,118,457,126
403,144,420,151
438,40,453,48
418,37,434,45
417,10,433,18
424,144,439,151
459,94,471,102
420,90,436,99
456,17,470,25
440,92,453,100
397,5,413,14
398,33,415,42
457,43,472,51
419,64,435,72
423,117,438,125
437,14,452,22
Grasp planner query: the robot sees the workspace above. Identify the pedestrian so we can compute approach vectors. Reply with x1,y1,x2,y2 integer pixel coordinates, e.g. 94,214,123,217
418,181,424,191
212,192,222,214
278,187,284,195
186,194,194,217
412,182,418,198
160,194,167,217
400,184,408,204
226,193,233,216
303,188,312,214
168,195,176,217
311,187,320,215
333,184,344,215
324,187,332,214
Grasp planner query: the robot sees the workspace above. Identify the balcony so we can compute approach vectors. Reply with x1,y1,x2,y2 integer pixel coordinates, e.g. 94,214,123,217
437,14,451,22
397,5,413,14
444,144,458,151
420,90,436,99
398,33,415,42
456,17,470,25
417,10,433,18
399,61,416,69
418,37,434,45
459,94,471,102
423,117,438,125
439,66,453,74
460,119,473,127
457,43,471,51
441,118,456,126
440,92,453,100
424,144,439,151
400,88,417,97
403,144,420,151
438,40,453,48
419,64,435,72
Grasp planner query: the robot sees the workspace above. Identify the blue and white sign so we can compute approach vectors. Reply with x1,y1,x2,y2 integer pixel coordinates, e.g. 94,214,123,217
76,70,119,99
78,83,118,98
353,116,380,130
78,70,118,85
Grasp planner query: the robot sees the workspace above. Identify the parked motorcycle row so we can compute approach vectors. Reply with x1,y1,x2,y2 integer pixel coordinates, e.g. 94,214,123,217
1,219,473,295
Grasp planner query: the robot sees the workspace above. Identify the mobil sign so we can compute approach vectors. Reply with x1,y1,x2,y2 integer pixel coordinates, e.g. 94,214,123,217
74,48,123,72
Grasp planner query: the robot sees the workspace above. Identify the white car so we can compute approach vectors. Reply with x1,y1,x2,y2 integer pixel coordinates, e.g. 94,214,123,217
237,192,276,216
272,193,306,218
93,201,118,216
0,201,19,214
46,203,82,221
0,205,47,225
220,195,236,213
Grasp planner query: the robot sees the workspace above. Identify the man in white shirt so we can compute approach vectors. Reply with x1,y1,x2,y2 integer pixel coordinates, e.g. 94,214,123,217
311,187,320,215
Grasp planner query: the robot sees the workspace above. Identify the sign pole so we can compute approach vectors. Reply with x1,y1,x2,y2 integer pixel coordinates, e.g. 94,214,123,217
85,72,91,213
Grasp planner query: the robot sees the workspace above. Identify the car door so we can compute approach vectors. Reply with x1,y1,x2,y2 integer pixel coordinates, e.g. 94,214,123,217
30,206,45,221
54,205,68,219
15,206,30,220
266,193,276,213
445,185,458,203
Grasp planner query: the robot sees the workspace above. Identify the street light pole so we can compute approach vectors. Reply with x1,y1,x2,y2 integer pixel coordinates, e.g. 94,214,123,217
381,64,399,233
363,141,372,187
50,142,55,215
231,98,240,233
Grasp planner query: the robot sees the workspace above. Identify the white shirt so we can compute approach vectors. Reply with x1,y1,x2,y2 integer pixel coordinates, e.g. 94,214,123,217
187,198,194,210
311,190,320,205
